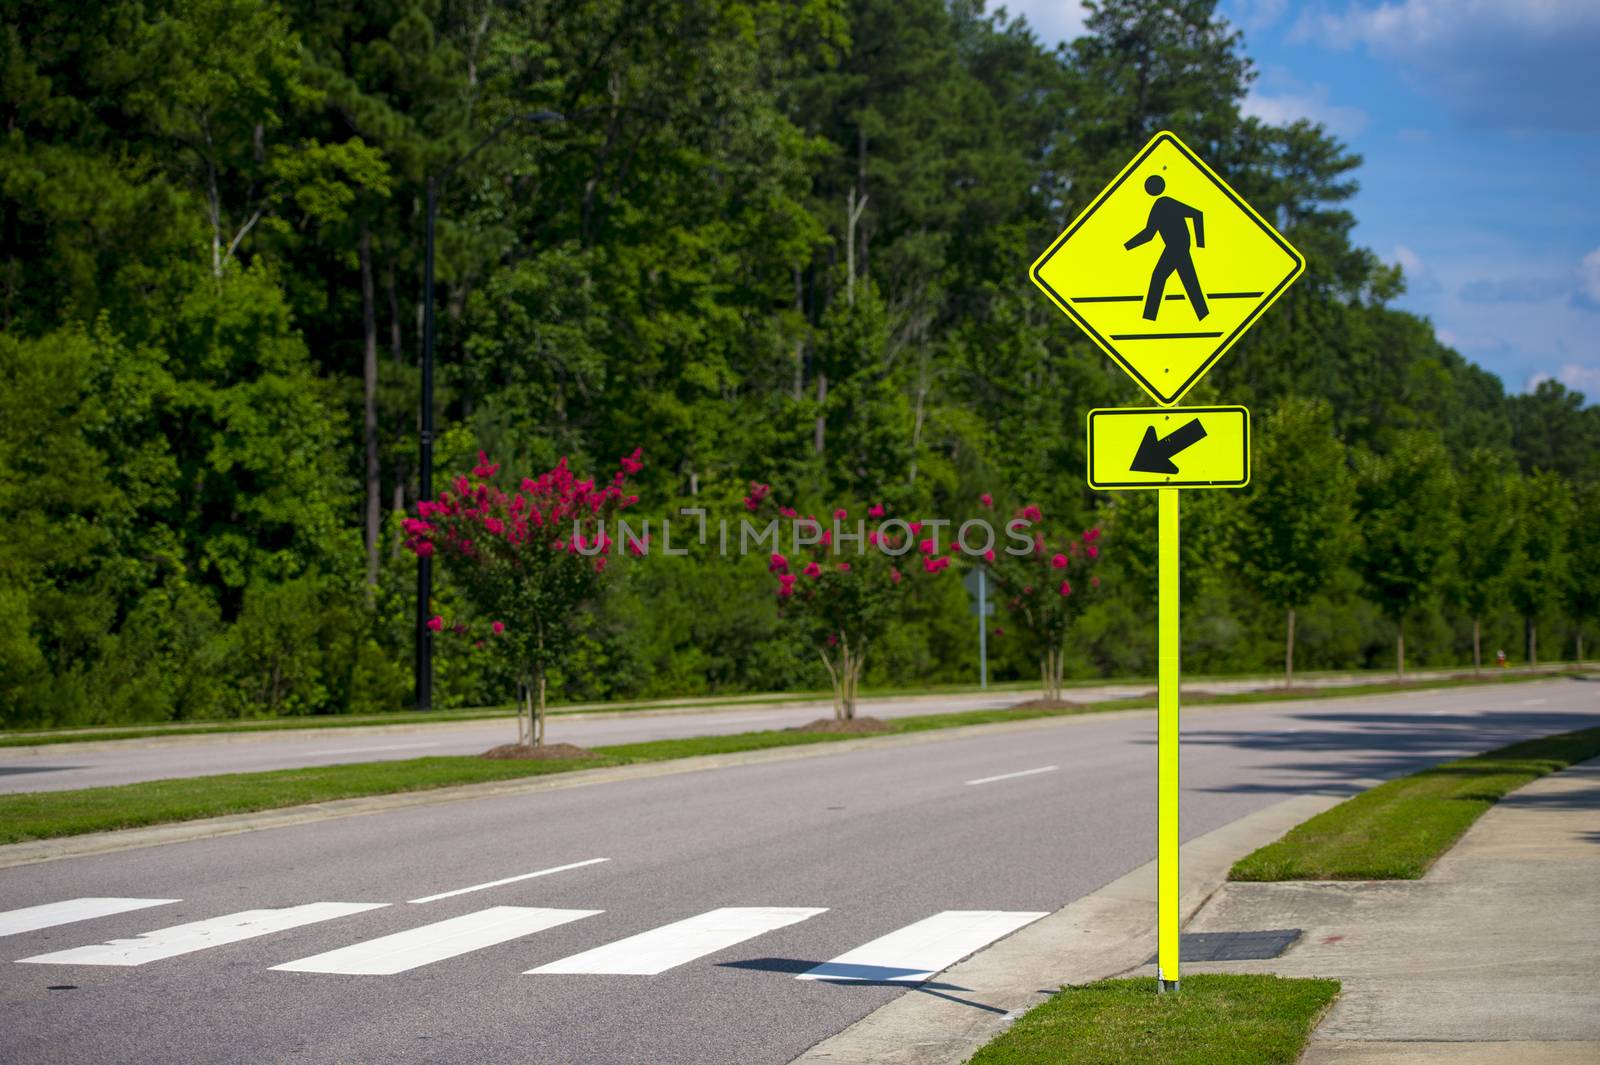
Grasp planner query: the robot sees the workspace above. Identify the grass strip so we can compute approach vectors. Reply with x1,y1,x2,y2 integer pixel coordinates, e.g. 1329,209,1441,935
968,974,1339,1065
0,710,1064,844
2,667,1575,748
0,681,1051,748
1230,725,1600,881
3,678,1592,847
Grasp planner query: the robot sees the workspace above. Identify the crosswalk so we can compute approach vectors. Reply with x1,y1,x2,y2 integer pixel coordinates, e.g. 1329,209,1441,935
2,896,1047,983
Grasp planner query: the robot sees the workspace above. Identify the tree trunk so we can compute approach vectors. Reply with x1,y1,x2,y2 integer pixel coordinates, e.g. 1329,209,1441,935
820,637,864,721
1473,617,1481,676
1039,647,1063,703
536,670,547,747
908,351,928,486
360,225,381,600
791,267,805,401
855,125,869,280
1396,617,1406,680
386,267,404,363
516,677,531,747
847,641,863,721
1529,619,1538,669
813,372,828,456
1285,607,1296,686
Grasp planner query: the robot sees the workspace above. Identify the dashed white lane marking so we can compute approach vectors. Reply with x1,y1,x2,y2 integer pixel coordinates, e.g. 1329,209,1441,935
311,741,441,757
0,898,180,938
17,903,387,967
527,907,827,975
408,858,611,904
797,910,1048,983
1521,698,1549,706
273,906,600,975
965,765,1058,786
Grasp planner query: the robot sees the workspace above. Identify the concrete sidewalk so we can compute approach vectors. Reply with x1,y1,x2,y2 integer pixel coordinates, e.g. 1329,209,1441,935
1170,758,1600,1063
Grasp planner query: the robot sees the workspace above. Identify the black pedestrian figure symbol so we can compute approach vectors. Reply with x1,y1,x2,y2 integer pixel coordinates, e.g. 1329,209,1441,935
1124,175,1208,321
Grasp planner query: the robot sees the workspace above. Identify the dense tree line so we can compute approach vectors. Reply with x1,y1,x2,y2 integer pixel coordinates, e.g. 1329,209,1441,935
3,0,1597,726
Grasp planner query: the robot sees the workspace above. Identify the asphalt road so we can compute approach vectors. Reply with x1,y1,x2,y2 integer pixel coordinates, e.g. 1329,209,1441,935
0,667,1531,794
2,678,1595,1065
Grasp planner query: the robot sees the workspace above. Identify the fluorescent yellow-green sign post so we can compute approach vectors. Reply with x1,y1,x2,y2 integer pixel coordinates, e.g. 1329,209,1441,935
1029,131,1302,994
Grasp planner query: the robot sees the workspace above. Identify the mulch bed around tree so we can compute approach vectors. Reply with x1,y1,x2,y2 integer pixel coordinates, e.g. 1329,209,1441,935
787,716,895,734
480,742,599,760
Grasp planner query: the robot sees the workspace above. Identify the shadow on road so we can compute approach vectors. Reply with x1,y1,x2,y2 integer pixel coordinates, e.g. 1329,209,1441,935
0,765,80,777
1157,706,1600,797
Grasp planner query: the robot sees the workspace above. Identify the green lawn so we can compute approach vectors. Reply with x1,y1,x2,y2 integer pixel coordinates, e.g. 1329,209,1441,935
968,975,1340,1065
0,705,1071,844
1230,726,1600,881
0,666,1574,748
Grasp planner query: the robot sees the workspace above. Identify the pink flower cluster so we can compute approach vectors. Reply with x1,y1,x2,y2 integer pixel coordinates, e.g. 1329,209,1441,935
757,497,932,599
404,449,644,575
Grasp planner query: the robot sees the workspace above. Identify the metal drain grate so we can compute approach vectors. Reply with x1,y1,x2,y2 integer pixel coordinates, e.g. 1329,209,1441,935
1144,928,1302,964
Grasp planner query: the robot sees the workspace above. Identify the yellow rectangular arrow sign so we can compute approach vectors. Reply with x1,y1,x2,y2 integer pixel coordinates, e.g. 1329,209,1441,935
1087,406,1250,490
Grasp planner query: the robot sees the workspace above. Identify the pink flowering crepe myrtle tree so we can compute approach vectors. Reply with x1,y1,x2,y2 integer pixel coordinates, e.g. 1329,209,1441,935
749,486,949,721
403,449,645,747
968,497,1105,705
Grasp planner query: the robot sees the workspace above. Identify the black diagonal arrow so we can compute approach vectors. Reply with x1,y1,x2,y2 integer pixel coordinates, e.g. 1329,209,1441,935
1129,418,1208,474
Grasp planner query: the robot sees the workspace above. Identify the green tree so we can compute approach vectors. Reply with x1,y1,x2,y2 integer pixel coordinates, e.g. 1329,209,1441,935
1568,484,1600,665
1452,449,1518,673
1238,397,1356,684
1355,432,1460,677
1507,471,1574,668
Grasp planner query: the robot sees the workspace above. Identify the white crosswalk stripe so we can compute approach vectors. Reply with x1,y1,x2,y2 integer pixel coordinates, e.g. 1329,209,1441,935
273,906,601,975
17,902,387,967
4,897,1054,982
0,898,179,939
527,907,827,975
796,910,1048,983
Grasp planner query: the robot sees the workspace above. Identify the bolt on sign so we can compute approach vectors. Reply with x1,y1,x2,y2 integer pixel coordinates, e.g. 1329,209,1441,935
1028,131,1304,996
1030,130,1304,406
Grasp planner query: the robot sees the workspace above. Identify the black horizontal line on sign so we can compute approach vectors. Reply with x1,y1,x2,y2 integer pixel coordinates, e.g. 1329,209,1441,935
1110,332,1224,340
1070,292,1263,303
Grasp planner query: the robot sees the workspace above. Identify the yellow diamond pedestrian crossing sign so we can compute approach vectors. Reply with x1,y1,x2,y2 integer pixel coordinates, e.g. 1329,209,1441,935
1030,131,1304,405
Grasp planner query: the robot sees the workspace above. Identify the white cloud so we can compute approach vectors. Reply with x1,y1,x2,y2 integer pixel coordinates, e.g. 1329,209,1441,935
1242,67,1368,138
1391,243,1439,293
1241,86,1369,138
1581,248,1600,303
1296,1,1600,131
1525,364,1600,398
1393,244,1423,275
999,1,1091,46
1231,0,1291,30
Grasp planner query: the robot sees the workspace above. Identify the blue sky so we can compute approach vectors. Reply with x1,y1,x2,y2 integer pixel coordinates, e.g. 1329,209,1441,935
1004,0,1600,399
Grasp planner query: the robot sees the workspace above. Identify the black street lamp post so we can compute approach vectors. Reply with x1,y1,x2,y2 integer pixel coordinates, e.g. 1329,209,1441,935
416,110,563,711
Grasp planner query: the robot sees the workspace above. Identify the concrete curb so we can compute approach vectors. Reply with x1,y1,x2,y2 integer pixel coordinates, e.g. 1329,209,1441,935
0,706,1197,869
787,790,1345,1065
